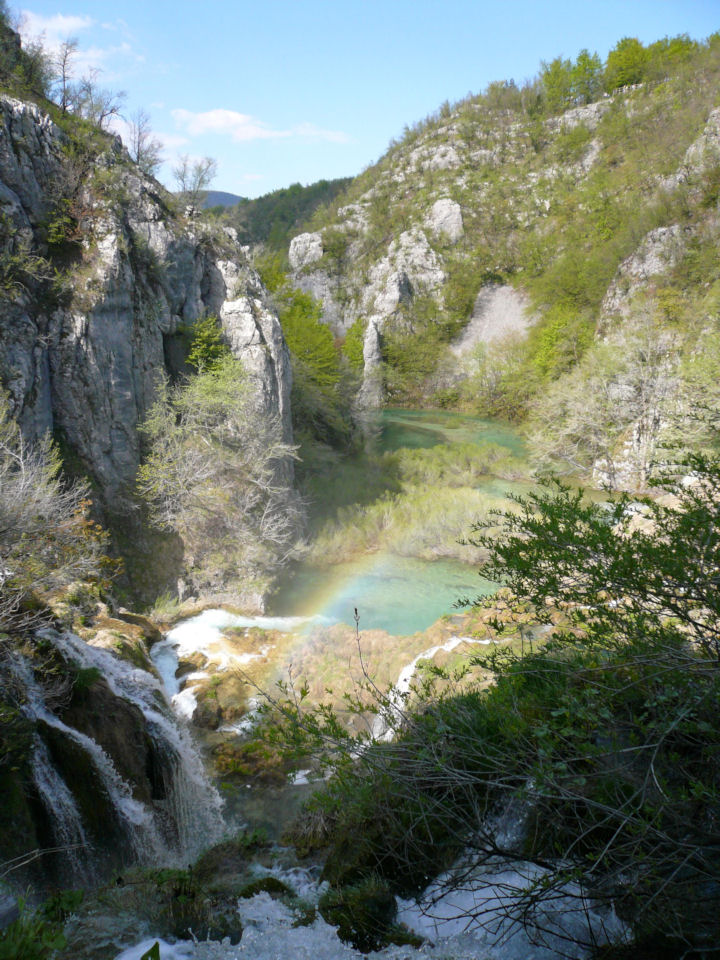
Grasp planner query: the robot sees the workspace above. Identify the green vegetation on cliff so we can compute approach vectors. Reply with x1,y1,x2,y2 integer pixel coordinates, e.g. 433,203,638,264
137,353,301,603
258,254,357,452
291,31,720,485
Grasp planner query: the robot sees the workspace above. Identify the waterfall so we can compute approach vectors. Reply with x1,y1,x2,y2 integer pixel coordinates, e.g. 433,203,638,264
13,652,165,864
48,630,224,861
8,626,224,881
372,634,493,740
30,737,89,878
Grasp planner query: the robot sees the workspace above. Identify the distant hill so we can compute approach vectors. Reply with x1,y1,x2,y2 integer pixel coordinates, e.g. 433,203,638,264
219,178,353,250
203,190,246,208
285,32,720,489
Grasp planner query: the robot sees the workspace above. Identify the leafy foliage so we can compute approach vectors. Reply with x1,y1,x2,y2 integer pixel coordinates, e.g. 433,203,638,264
0,396,109,631
186,315,230,372
341,317,366,371
0,898,65,960
137,357,301,599
221,178,352,250
256,254,356,448
266,456,720,953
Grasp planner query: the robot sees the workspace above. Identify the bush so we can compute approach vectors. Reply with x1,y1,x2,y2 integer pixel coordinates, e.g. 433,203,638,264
137,356,302,598
186,315,230,372
342,317,366,372
267,455,720,954
319,878,398,952
256,256,356,449
0,899,65,960
0,395,109,631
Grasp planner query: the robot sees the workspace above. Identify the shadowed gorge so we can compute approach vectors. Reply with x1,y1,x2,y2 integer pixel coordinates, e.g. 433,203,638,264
1,13,720,960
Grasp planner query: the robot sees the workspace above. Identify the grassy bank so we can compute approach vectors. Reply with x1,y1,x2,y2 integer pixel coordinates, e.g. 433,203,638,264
300,438,529,564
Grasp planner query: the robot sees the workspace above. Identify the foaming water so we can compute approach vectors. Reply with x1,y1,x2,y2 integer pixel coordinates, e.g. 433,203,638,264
372,634,494,740
50,630,224,862
152,608,316,715
10,626,225,878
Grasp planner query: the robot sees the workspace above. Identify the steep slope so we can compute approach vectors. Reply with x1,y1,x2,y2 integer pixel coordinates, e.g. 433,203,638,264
0,95,292,500
287,36,720,487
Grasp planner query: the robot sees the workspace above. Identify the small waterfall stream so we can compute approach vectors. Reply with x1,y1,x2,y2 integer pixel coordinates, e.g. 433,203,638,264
9,626,224,882
49,630,224,858
30,737,88,876
372,634,494,740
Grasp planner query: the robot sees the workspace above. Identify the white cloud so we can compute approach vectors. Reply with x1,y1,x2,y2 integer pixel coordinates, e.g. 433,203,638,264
292,122,350,144
172,108,290,142
20,11,94,49
20,10,142,81
157,131,190,150
172,108,350,145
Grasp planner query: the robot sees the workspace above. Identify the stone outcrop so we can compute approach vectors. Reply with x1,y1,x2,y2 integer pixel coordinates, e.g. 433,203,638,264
0,94,293,500
288,231,323,270
600,225,684,323
450,284,533,357
288,230,348,334
425,198,464,242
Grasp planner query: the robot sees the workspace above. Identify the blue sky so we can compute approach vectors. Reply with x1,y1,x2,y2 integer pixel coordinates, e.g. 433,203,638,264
16,0,720,198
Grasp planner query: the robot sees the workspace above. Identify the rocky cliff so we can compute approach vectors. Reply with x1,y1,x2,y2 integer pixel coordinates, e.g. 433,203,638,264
0,94,293,502
286,43,720,488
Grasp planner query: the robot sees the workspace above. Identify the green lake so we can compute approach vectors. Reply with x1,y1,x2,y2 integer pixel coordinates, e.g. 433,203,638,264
268,409,525,636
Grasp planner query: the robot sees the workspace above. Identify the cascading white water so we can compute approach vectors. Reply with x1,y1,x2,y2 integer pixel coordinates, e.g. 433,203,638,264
47,629,225,862
13,651,165,863
152,608,310,724
372,634,493,740
8,626,224,879
30,736,89,876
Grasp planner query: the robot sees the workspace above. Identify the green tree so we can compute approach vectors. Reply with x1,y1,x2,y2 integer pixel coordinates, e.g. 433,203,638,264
279,289,340,390
605,36,648,90
265,456,720,954
571,48,603,103
137,357,301,599
186,315,230,372
540,56,573,113
342,317,366,372
256,256,354,447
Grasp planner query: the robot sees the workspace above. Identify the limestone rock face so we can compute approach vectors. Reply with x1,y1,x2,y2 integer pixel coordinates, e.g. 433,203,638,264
450,284,533,357
600,225,683,322
217,258,293,450
358,317,384,409
288,230,349,335
288,231,323,270
0,94,293,499
363,228,445,317
293,266,347,334
425,198,464,242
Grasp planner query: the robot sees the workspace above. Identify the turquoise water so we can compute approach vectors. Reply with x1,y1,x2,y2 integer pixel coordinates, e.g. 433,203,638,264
268,409,524,635
378,408,526,456
270,553,497,636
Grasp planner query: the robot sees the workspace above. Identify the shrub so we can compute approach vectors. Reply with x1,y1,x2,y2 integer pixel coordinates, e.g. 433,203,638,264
0,396,109,631
137,356,302,598
0,899,65,960
318,878,398,952
186,315,230,372
342,317,366,372
267,455,720,954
